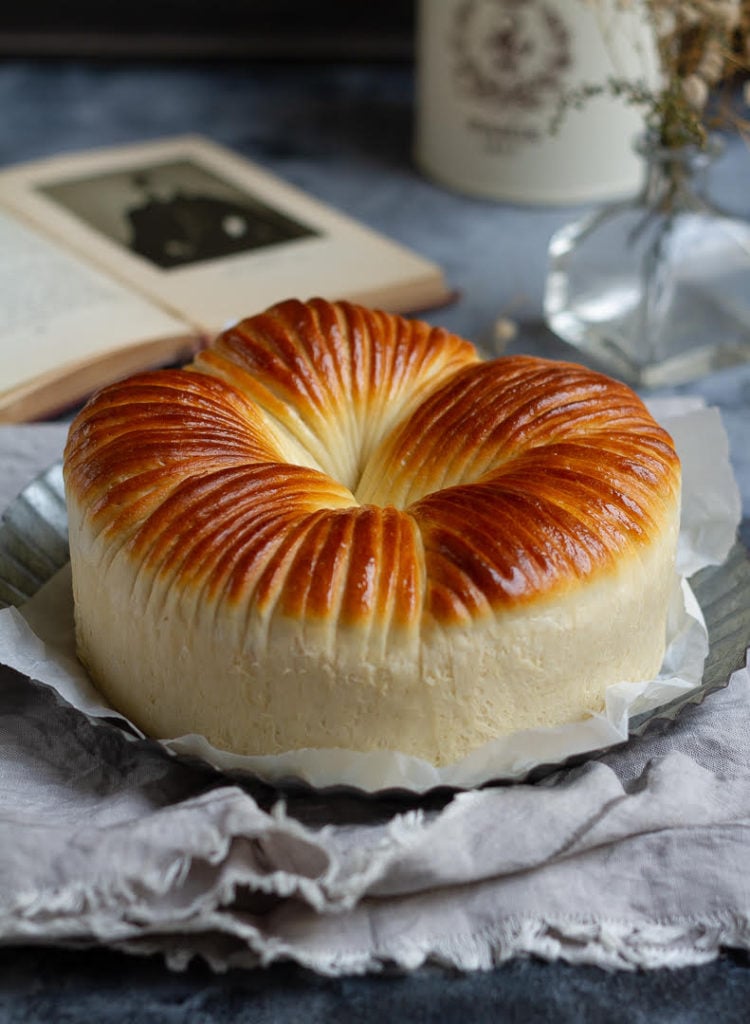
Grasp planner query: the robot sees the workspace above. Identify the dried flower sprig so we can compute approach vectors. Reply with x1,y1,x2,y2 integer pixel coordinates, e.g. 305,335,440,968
557,0,750,148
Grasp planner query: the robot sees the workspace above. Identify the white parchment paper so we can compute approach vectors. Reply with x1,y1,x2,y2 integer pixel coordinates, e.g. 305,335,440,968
0,399,741,793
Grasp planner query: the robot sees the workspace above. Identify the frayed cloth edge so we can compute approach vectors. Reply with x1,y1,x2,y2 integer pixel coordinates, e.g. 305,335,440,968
120,914,750,977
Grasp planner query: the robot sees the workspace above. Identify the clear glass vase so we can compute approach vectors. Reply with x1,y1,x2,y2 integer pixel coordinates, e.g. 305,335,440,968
544,132,750,387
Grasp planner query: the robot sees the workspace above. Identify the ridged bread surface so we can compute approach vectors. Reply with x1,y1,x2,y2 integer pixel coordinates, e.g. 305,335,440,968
64,298,681,764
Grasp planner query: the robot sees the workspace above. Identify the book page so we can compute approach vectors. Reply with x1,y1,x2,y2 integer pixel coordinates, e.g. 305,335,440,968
0,136,450,334
0,207,192,400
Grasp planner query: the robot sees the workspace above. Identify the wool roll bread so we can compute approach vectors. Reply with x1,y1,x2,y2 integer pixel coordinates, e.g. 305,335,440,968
63,298,681,765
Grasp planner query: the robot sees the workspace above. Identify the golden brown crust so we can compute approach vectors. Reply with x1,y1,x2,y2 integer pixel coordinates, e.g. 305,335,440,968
192,298,479,487
361,357,679,623
64,298,680,634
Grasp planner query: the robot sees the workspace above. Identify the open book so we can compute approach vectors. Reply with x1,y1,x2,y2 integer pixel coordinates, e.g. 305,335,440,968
0,135,452,422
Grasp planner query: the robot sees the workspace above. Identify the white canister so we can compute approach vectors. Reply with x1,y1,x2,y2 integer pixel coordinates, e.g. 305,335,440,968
415,0,656,204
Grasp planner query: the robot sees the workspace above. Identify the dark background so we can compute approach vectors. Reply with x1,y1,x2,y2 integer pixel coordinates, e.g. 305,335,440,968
0,2,416,61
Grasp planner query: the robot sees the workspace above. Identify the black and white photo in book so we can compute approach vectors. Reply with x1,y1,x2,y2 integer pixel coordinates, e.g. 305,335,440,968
37,159,320,270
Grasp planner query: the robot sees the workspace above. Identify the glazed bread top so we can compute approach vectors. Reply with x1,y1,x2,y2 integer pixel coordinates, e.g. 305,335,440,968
64,297,681,635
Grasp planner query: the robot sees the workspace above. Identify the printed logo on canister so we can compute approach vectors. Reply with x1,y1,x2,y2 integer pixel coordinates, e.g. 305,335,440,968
450,0,572,153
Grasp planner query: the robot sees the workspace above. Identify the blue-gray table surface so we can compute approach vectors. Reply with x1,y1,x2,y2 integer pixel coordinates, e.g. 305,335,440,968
0,57,749,1023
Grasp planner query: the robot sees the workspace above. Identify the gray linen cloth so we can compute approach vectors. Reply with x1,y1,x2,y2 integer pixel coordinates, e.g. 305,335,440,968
1,424,749,975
